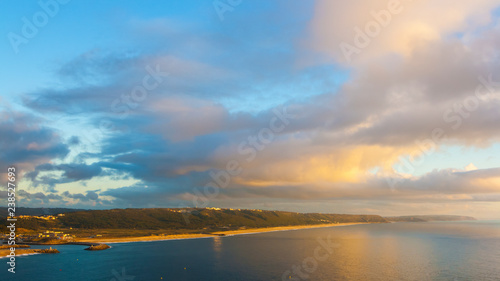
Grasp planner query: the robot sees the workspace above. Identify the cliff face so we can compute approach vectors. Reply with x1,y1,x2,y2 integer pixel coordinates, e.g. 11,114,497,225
384,215,476,222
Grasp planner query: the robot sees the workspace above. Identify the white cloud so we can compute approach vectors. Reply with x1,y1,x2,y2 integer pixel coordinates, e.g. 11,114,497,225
310,0,499,64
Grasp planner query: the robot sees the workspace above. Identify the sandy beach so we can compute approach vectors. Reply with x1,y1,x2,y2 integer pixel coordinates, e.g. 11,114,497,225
211,222,368,236
75,222,369,244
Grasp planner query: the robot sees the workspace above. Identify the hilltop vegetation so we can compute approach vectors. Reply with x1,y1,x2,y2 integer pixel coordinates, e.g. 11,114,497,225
0,208,477,234
57,208,387,229
1,208,387,231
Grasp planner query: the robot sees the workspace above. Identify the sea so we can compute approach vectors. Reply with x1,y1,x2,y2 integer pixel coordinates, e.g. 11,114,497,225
2,220,500,281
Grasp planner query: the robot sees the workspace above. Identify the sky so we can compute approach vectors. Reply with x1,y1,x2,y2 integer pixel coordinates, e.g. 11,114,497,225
1,0,500,219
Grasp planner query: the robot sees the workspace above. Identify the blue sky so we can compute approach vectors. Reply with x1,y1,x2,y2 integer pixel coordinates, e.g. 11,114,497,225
1,0,500,219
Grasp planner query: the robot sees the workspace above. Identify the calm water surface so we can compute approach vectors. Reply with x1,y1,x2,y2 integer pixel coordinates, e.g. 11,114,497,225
2,221,500,281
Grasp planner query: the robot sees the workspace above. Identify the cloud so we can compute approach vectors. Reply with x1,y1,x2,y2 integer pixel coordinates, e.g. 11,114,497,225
310,0,500,64
62,190,99,202
17,190,63,204
15,189,108,208
0,108,69,180
26,162,103,188
4,1,500,217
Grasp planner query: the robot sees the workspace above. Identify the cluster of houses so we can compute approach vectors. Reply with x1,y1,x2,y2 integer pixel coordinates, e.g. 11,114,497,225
206,207,246,211
2,213,76,242
17,214,65,220
37,230,74,240
168,207,250,213
5,213,72,241
1,232,74,243
3,231,75,242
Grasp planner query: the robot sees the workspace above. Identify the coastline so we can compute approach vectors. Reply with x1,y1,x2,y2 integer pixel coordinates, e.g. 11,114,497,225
75,222,371,244
0,249,43,258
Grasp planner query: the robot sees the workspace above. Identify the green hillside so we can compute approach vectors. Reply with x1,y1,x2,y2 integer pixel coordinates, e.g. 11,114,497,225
3,208,387,231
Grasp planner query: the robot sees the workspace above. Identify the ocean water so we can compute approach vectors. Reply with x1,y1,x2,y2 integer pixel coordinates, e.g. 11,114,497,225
2,221,500,281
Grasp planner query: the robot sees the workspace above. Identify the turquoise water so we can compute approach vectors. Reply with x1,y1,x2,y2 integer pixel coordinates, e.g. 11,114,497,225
2,221,500,280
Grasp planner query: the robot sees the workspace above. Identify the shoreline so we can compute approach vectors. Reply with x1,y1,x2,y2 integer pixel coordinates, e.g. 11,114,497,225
75,222,371,244
0,249,44,258
0,252,41,259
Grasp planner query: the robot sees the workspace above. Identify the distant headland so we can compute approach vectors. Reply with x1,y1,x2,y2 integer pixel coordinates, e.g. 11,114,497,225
384,215,477,222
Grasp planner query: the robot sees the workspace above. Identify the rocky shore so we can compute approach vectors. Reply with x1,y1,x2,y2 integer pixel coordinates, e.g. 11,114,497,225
0,246,60,257
84,244,111,251
0,240,111,257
